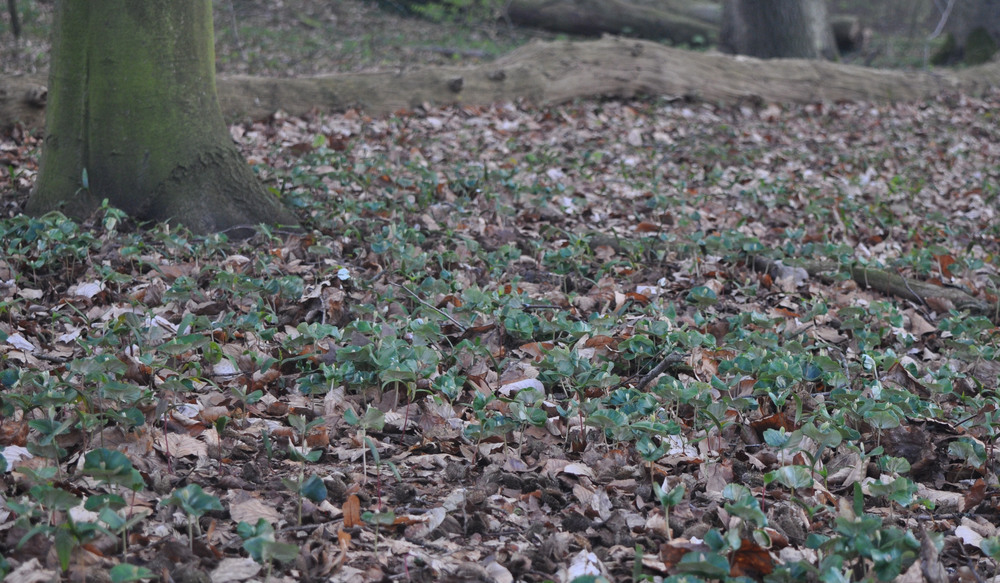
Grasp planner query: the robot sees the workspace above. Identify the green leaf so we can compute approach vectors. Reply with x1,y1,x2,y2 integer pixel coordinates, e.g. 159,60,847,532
879,456,911,475
260,540,300,563
585,409,628,429
240,516,298,565
763,428,791,448
361,510,397,526
802,422,843,448
244,390,264,404
364,436,381,466
765,465,814,490
54,526,76,572
237,519,270,541
85,493,127,512
161,484,222,518
852,482,865,517
869,477,918,507
675,550,730,578
635,435,668,462
685,286,718,307
83,448,136,487
982,536,1000,560
285,444,322,463
98,507,127,531
109,564,155,583
30,484,81,511
863,408,900,430
654,482,685,508
301,475,328,502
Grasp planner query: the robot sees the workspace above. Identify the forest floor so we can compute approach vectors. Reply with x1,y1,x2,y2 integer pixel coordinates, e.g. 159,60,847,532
2,2,1000,583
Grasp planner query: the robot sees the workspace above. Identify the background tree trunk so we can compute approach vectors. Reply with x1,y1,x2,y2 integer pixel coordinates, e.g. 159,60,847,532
506,0,719,45
942,0,1000,47
27,1,297,234
935,0,1000,65
6,0,20,39
721,0,838,59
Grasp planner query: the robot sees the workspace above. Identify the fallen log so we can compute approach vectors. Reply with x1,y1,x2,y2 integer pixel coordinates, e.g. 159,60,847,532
4,37,999,130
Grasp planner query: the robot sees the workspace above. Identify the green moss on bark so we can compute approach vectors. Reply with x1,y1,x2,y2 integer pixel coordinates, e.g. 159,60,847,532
29,0,297,234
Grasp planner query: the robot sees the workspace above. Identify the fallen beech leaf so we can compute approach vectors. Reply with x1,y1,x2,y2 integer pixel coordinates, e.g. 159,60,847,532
924,296,955,313
518,342,555,360
955,525,982,547
934,254,955,278
883,361,931,398
343,494,361,528
751,412,798,434
730,539,774,578
963,478,987,510
228,491,281,525
211,558,261,583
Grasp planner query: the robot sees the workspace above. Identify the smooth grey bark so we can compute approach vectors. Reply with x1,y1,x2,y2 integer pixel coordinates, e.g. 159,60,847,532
720,0,838,59
505,0,719,45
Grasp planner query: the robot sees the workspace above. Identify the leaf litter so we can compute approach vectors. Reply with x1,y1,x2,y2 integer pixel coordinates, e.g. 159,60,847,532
1,88,1000,582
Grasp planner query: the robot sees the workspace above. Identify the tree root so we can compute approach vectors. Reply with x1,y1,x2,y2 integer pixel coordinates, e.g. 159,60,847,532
750,255,998,322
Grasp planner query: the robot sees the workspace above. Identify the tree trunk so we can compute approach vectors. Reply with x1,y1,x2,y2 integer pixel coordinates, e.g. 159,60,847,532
7,0,20,39
721,0,837,59
26,1,297,235
830,15,863,53
943,0,1000,49
505,0,719,45
384,0,720,45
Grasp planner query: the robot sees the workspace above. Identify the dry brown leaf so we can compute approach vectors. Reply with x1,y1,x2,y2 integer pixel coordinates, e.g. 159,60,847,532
228,490,281,525
155,432,208,458
343,494,361,528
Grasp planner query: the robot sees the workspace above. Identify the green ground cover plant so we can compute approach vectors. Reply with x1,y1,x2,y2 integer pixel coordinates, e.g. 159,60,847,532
2,89,1000,581
2,1,1000,581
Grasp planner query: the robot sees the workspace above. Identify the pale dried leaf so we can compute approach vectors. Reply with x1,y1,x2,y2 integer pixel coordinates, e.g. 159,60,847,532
211,558,262,583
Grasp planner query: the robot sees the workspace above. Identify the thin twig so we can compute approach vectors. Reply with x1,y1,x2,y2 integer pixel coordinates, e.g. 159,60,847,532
392,283,467,332
636,353,687,391
277,520,340,533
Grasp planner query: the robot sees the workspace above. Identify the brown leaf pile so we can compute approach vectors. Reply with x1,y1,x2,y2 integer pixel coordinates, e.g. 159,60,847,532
2,87,1000,582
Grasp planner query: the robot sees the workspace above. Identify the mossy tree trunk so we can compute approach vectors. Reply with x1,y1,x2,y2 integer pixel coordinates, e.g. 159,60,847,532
27,1,297,234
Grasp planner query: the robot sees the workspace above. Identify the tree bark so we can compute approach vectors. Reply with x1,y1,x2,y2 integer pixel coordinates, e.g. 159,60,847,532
26,1,297,235
505,0,719,45
385,0,720,44
4,37,999,128
943,0,1000,51
721,0,837,59
831,15,863,53
7,0,20,39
